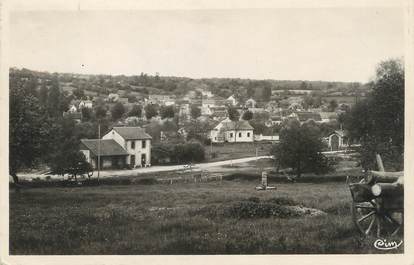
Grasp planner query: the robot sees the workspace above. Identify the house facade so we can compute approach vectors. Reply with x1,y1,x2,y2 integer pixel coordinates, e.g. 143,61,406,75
227,95,237,106
79,100,93,109
245,98,256,108
102,127,152,167
209,119,254,143
80,126,153,170
326,130,348,151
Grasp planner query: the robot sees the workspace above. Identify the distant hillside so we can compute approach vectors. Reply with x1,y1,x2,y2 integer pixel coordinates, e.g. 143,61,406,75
9,67,370,102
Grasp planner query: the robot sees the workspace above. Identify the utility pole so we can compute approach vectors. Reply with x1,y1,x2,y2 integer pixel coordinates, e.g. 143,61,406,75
97,123,101,183
210,138,213,158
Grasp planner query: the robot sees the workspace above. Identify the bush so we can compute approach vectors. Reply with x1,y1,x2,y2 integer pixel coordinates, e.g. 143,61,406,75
152,142,205,164
225,201,302,219
204,138,212,146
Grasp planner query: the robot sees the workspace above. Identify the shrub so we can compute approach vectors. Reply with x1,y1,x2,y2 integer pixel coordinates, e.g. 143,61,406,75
152,142,205,164
225,201,302,219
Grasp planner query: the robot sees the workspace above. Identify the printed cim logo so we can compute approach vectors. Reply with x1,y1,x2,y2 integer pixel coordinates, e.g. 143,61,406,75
374,239,403,250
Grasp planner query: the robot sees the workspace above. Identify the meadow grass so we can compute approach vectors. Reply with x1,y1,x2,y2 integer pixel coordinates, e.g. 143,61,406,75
9,180,403,254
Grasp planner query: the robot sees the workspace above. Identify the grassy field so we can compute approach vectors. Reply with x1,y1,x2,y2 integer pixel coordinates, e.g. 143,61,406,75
9,177,403,254
205,142,273,162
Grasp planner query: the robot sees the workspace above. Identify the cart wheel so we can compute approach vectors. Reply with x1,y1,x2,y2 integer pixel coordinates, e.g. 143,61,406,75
351,199,403,238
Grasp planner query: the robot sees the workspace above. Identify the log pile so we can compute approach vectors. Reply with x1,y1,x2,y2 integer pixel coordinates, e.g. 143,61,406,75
350,154,403,204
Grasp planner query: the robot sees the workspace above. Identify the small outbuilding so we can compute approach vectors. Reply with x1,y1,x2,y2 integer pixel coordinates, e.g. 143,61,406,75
326,130,349,151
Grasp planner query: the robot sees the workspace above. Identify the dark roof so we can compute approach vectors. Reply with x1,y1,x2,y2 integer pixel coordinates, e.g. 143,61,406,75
80,139,129,156
328,130,347,137
221,121,254,130
113,127,152,140
296,112,322,122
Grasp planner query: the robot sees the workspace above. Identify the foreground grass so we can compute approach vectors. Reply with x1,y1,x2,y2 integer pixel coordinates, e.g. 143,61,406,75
9,180,403,254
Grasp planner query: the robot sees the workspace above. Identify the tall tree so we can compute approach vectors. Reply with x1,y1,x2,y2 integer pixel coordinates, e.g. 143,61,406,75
145,104,159,120
270,119,329,178
73,87,85,100
9,75,48,189
111,102,126,120
242,110,253,121
160,105,175,119
128,104,142,117
328,99,338,112
94,104,107,120
47,75,62,117
81,107,93,121
344,59,404,170
262,86,272,101
38,82,48,107
190,105,201,120
227,106,240,121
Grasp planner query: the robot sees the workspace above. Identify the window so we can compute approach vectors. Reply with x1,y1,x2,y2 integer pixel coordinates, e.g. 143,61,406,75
239,132,242,138
247,132,250,137
131,141,135,149
229,133,233,138
142,140,146,148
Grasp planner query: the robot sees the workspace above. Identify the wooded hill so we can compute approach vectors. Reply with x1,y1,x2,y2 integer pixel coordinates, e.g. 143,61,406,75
10,67,370,102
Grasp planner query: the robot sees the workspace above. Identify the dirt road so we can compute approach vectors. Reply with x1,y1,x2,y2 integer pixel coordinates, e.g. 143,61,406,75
18,156,273,180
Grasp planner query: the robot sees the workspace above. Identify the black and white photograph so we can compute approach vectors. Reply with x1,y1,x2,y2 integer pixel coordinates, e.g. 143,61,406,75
1,0,413,262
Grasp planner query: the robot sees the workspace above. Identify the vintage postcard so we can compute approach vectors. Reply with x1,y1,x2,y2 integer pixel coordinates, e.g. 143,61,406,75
1,0,413,264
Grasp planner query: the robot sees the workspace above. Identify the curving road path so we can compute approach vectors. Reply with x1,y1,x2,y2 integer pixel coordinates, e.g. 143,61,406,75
17,156,273,180
95,156,273,178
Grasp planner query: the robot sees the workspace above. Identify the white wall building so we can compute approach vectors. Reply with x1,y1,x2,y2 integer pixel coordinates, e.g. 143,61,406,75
209,119,254,143
102,127,152,167
227,95,237,106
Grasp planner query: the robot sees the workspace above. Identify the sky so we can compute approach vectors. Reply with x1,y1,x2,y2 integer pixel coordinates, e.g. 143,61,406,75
10,7,404,82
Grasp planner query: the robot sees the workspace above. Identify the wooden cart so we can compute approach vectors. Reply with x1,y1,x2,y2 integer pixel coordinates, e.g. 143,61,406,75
348,170,403,238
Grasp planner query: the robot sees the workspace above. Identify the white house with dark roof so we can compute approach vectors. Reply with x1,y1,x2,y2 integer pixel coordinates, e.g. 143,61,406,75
102,127,152,167
209,119,254,143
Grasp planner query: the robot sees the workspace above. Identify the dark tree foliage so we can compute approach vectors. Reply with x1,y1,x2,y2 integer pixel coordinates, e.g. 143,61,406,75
262,86,272,101
227,106,240,121
47,75,63,117
270,119,330,177
72,87,86,100
151,142,205,164
50,149,93,180
249,120,267,135
81,107,93,121
344,59,404,170
9,74,49,188
127,95,138,103
128,104,142,117
190,105,201,120
242,110,253,121
111,102,126,120
145,104,159,120
160,105,175,119
328,99,338,112
94,104,107,120
38,83,48,106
